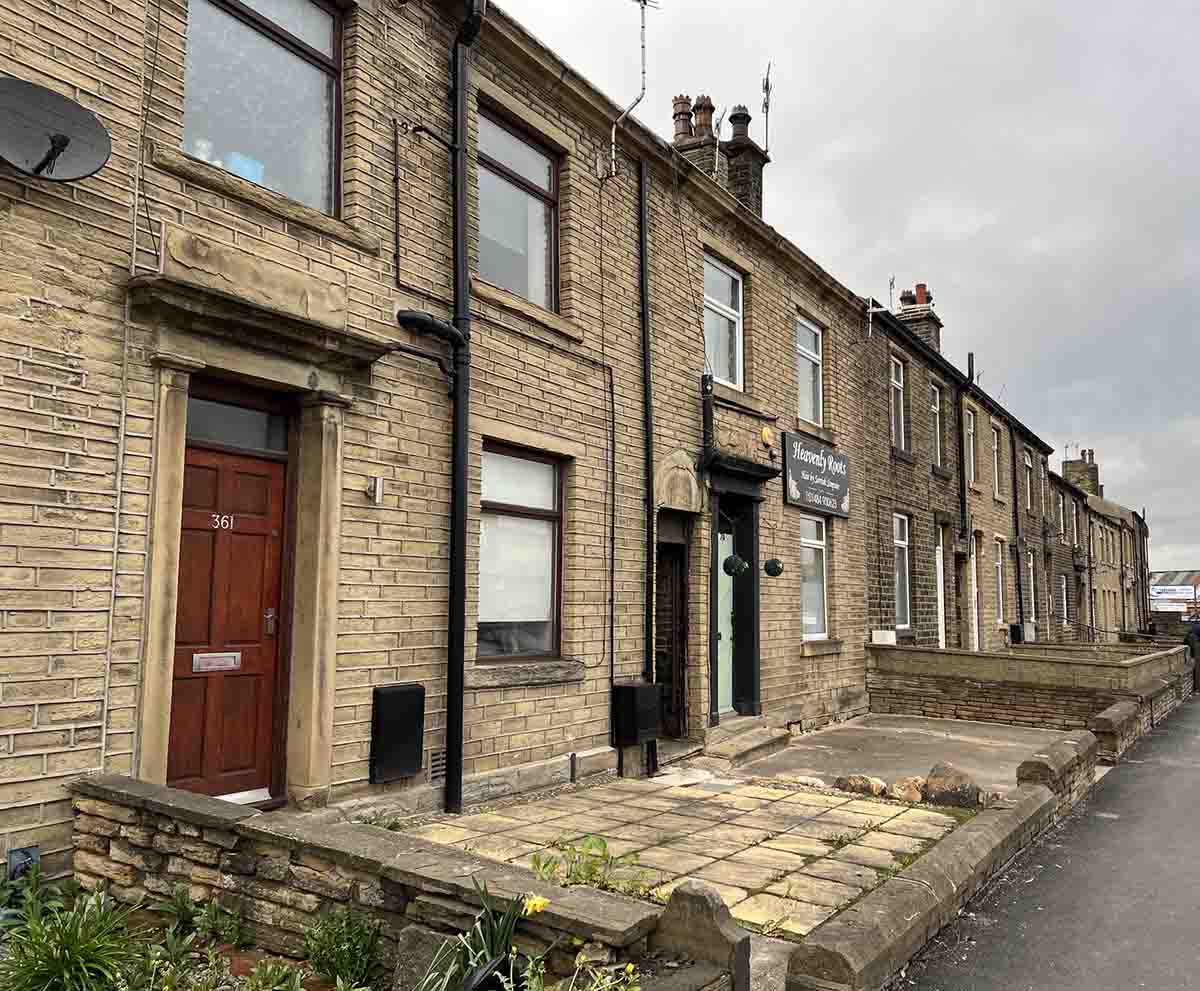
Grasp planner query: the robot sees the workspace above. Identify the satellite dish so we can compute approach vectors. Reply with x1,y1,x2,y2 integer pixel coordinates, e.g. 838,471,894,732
0,77,112,182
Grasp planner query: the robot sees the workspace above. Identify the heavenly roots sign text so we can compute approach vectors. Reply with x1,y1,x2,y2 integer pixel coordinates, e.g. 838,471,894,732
783,432,850,518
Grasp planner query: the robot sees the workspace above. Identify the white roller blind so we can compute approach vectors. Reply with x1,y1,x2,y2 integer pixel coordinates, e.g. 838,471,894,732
482,451,555,509
479,513,554,623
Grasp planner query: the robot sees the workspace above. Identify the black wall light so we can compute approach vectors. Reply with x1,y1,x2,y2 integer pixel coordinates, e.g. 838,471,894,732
764,558,785,578
723,554,750,577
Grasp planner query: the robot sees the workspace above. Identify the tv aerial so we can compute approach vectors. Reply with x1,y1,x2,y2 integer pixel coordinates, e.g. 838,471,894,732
0,77,112,182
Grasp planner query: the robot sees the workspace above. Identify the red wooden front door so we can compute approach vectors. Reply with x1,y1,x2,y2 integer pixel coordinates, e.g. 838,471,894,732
168,446,286,798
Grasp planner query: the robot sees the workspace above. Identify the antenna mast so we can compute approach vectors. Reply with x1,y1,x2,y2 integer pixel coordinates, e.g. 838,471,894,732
712,106,726,177
761,61,773,153
609,0,657,179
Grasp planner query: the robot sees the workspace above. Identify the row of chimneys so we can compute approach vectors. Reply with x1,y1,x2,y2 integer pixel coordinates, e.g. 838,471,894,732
671,94,770,217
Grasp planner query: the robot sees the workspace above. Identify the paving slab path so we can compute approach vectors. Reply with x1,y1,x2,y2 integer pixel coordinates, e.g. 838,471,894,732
908,696,1200,991
397,767,963,940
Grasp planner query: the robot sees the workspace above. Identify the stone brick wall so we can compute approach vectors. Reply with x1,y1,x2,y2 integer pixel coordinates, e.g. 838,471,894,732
69,775,660,976
867,644,1193,744
1088,700,1141,763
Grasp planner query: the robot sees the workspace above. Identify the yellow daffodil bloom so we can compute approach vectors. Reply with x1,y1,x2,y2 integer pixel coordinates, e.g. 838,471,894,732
523,894,550,915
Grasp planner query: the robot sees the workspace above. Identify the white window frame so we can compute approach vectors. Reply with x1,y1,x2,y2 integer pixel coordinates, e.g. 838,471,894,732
1040,460,1047,516
893,513,911,630
798,514,828,640
991,425,1002,498
1071,501,1079,546
995,538,1006,624
930,384,943,467
1058,491,1066,541
795,315,823,427
1023,451,1033,510
890,358,906,451
1060,574,1069,626
1027,550,1037,625
703,254,744,391
965,409,977,484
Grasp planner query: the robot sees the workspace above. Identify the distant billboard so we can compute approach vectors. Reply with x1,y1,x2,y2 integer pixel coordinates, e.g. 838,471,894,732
1150,585,1197,599
1152,601,1190,613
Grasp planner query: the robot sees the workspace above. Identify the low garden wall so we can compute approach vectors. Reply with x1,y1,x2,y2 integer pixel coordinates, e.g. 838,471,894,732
69,775,661,982
867,644,1193,755
1016,731,1098,814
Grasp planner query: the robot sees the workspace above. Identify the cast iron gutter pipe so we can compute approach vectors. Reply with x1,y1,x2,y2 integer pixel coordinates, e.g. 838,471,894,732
638,160,655,683
444,0,485,815
955,353,975,549
1009,424,1026,634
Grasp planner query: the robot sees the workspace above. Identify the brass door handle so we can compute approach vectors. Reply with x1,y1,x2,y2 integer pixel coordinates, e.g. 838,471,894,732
264,608,277,636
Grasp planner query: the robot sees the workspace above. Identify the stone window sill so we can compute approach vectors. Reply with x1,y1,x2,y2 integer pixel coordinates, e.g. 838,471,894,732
969,483,984,495
932,464,953,481
793,419,835,445
147,141,381,256
800,638,843,658
464,658,585,689
712,381,777,421
892,446,916,465
473,279,584,344
993,494,1007,506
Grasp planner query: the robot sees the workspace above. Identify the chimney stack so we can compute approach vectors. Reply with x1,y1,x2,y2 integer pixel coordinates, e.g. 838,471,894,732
671,94,728,187
721,104,770,217
672,94,694,142
895,281,944,353
1063,448,1102,496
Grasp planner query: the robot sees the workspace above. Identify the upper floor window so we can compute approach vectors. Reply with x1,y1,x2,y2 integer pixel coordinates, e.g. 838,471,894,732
184,0,340,213
930,385,943,466
1071,501,1079,546
994,538,1006,623
965,409,977,484
1023,451,1034,510
889,358,906,450
799,516,827,639
703,256,744,389
893,514,911,629
991,426,1003,497
1040,460,1047,515
1060,575,1069,626
796,316,823,426
478,113,558,310
479,446,561,658
1057,491,1066,541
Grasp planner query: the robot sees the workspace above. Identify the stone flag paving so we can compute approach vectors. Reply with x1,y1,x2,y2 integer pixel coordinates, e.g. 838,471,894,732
403,769,960,939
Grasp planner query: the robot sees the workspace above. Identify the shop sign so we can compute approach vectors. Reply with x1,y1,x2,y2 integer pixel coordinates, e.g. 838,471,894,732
783,432,850,518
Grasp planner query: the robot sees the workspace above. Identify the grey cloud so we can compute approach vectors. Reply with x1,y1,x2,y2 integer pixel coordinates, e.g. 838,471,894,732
497,0,1200,567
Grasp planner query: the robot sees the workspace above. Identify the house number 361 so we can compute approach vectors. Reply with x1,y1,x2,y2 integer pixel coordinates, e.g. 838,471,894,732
210,514,236,530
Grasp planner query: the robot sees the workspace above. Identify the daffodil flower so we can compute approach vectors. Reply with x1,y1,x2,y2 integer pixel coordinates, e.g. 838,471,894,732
523,894,550,916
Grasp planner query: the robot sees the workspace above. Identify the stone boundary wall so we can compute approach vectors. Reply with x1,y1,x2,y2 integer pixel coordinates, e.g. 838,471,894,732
1088,701,1141,763
867,645,1193,747
1016,731,1099,814
69,775,660,979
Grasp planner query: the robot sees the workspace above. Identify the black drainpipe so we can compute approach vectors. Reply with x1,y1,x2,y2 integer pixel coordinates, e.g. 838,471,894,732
955,353,974,545
1009,425,1025,635
639,161,655,683
701,372,715,465
444,1,485,815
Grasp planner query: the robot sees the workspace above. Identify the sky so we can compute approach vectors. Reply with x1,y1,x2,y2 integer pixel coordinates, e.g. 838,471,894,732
493,0,1200,570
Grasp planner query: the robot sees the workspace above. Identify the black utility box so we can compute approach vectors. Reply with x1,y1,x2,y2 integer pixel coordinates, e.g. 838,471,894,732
369,683,425,783
612,681,662,747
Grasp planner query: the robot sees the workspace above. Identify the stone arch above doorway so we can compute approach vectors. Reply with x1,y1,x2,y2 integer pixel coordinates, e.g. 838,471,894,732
655,449,704,514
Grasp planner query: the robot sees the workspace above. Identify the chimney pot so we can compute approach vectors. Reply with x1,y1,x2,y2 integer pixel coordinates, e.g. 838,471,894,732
915,282,930,305
672,94,694,143
729,104,751,140
693,95,715,139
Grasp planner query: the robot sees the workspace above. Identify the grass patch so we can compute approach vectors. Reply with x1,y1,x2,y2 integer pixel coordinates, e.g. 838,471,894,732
529,835,654,898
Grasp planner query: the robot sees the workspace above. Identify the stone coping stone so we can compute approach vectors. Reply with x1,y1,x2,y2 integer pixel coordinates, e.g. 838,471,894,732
1016,731,1098,790
70,774,261,830
785,783,1056,991
1088,699,1140,733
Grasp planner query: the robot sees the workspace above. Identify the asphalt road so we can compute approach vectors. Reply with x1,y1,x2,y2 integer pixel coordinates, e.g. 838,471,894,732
906,696,1200,991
